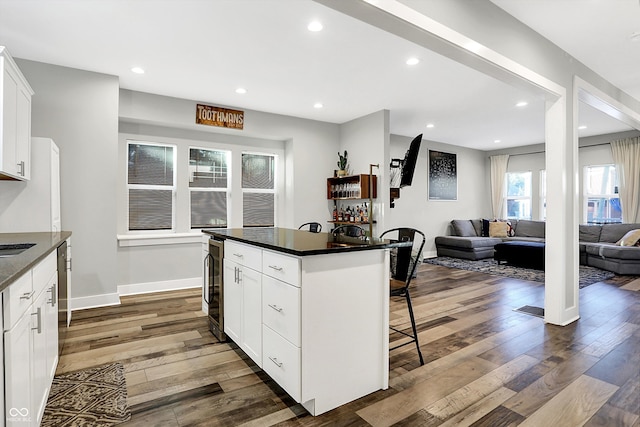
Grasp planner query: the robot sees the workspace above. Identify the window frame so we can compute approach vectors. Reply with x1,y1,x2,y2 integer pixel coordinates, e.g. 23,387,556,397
504,170,533,220
583,164,621,224
188,146,231,229
241,151,277,228
126,140,177,233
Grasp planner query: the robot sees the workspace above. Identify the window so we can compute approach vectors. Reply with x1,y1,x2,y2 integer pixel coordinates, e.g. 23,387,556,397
540,170,546,220
242,153,275,227
584,165,621,224
127,141,176,230
189,148,229,228
505,171,532,219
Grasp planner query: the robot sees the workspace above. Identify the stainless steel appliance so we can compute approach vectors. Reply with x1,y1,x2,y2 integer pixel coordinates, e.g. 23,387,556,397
57,240,68,354
204,237,225,341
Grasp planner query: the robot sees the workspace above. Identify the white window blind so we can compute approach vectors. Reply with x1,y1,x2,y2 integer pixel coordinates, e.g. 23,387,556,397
242,153,275,227
189,148,229,228
127,142,176,230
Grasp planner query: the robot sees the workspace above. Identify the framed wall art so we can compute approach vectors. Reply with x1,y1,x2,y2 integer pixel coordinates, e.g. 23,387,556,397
428,150,457,200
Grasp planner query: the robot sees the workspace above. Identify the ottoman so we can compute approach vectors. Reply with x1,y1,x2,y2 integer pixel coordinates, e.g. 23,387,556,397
494,241,545,270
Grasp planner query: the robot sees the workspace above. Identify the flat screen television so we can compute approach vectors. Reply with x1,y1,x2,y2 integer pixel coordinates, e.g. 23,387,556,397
400,134,422,188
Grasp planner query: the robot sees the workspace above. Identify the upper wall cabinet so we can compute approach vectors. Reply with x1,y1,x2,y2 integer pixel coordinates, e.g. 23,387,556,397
0,47,33,181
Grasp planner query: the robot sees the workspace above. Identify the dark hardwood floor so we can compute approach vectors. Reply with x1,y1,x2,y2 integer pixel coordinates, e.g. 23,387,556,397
57,263,640,426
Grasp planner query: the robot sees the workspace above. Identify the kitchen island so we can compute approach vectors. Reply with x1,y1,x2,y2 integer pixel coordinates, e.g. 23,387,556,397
202,227,410,416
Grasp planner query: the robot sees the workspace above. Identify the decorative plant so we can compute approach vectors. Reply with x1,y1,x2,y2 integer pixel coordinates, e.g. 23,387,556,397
337,150,348,171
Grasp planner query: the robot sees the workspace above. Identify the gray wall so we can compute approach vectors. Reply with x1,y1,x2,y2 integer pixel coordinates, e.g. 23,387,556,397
117,90,341,288
16,59,119,300
386,134,490,256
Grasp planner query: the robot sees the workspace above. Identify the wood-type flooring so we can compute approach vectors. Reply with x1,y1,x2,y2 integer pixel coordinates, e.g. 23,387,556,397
57,263,640,426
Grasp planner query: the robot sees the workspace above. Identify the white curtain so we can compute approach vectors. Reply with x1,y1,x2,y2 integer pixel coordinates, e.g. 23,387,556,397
610,137,640,223
490,154,509,219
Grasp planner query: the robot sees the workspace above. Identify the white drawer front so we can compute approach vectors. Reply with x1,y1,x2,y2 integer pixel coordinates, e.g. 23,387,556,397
262,250,300,287
225,240,262,271
262,276,300,346
33,251,57,295
3,270,33,330
263,325,301,402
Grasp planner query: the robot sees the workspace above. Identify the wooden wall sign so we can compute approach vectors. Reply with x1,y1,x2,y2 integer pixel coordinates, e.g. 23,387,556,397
196,104,244,130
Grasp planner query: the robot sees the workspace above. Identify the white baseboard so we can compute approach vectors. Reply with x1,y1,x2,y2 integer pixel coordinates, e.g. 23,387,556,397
424,250,438,259
71,293,121,311
117,277,200,296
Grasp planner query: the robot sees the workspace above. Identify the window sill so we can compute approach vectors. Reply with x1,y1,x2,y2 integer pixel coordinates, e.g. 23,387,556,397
117,232,204,247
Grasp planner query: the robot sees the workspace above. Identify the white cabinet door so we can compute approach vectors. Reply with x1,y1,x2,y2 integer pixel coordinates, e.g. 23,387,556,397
223,259,242,344
1,65,19,177
241,266,262,367
16,86,31,180
31,289,48,426
45,279,59,381
4,310,32,426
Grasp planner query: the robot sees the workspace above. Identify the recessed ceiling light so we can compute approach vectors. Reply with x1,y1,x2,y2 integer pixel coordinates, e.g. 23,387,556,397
131,67,145,74
235,88,247,94
578,125,587,130
308,21,323,32
313,102,323,109
494,139,501,144
406,57,420,66
426,123,435,128
515,101,528,107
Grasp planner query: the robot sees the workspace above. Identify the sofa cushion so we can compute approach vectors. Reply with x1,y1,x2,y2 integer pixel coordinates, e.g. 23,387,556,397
616,229,640,246
471,219,483,237
451,220,477,237
584,243,640,260
579,224,601,243
435,236,502,249
599,223,640,243
515,220,545,238
489,221,509,237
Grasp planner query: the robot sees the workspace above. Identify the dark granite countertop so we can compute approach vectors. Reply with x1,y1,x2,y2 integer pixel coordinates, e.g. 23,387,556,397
202,227,410,256
0,232,72,293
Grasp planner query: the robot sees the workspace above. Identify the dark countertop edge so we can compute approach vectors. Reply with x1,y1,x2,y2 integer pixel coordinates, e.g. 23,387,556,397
203,230,410,257
0,231,72,293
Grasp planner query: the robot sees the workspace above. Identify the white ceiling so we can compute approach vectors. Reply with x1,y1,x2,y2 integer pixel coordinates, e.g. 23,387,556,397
0,0,636,151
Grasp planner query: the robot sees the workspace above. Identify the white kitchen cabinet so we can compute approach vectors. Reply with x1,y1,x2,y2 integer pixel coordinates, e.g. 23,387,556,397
3,250,58,426
223,241,262,368
219,236,389,416
0,47,33,181
223,259,242,344
4,304,32,425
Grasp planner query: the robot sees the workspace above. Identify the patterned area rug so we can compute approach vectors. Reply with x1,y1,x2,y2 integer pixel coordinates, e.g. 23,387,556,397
424,256,616,288
42,362,131,427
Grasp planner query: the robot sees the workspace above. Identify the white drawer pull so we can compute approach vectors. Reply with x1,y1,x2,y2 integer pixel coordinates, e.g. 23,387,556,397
268,304,283,313
268,265,283,272
20,291,35,300
268,356,283,368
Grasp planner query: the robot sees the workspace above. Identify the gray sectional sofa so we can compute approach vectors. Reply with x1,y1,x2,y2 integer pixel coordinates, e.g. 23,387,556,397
434,219,640,275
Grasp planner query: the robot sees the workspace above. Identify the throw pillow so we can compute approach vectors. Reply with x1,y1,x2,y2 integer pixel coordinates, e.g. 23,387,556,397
616,229,640,246
481,219,490,237
489,221,509,238
451,220,477,237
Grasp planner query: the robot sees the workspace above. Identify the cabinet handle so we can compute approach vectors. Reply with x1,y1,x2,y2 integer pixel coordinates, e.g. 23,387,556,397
268,356,283,368
237,268,242,284
68,258,72,271
31,307,42,333
268,304,283,313
20,291,35,300
268,265,284,272
233,252,244,258
17,161,24,176
48,285,57,307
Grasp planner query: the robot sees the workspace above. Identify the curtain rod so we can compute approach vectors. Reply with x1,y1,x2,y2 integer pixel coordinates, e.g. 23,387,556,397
494,141,612,158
